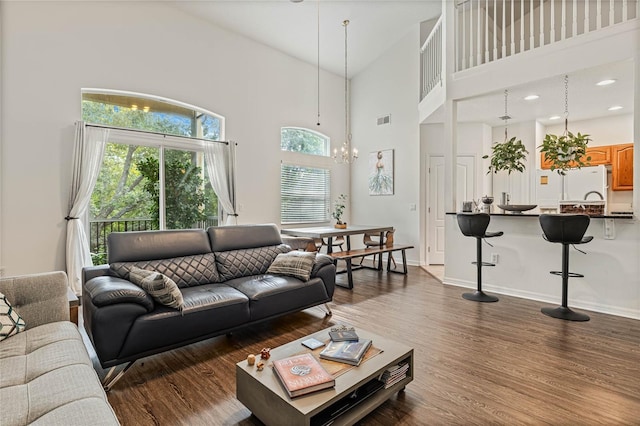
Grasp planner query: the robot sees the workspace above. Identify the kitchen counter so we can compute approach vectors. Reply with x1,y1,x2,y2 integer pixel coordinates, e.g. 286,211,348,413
444,213,640,319
446,211,634,219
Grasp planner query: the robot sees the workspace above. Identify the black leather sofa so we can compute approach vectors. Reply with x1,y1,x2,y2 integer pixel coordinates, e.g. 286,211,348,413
82,224,335,389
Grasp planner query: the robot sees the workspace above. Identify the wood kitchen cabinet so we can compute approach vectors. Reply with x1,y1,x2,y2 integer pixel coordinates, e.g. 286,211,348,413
611,143,634,191
583,145,611,165
540,145,611,169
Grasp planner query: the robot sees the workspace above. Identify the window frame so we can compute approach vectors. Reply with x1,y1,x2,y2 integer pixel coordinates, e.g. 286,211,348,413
82,90,225,263
280,126,331,157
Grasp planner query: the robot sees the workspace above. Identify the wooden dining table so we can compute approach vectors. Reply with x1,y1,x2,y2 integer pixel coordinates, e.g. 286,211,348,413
280,225,393,254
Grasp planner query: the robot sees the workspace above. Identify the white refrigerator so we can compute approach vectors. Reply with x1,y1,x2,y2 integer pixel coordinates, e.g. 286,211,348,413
536,165,607,208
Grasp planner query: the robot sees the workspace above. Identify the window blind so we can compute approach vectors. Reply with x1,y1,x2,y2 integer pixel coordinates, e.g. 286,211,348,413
281,165,330,224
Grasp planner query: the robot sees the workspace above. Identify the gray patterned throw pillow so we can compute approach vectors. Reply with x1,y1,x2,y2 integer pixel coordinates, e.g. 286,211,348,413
0,292,26,341
128,267,184,311
267,251,317,282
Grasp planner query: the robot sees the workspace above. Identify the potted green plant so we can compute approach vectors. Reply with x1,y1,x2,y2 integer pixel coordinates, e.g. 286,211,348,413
332,194,347,229
483,89,528,175
539,131,592,175
483,136,529,175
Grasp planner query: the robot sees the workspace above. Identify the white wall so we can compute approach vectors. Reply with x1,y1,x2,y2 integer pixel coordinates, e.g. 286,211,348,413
349,25,421,263
0,1,349,276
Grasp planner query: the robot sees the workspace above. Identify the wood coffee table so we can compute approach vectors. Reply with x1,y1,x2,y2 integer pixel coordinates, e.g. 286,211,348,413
236,327,413,426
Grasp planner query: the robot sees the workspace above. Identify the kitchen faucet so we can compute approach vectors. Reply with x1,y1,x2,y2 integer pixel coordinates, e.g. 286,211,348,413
584,191,604,200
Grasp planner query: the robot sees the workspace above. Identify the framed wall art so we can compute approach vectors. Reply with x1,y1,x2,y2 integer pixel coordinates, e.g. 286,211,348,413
368,149,394,196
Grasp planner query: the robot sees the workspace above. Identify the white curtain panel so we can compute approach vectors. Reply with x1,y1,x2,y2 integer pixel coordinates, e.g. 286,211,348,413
66,122,109,295
204,141,238,225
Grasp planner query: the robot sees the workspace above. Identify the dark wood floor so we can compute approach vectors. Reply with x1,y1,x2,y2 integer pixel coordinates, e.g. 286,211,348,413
93,267,640,425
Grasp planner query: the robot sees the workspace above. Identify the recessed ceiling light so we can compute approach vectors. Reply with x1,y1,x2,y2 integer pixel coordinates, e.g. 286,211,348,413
524,95,539,101
596,79,616,86
131,104,138,110
549,115,561,120
608,105,623,111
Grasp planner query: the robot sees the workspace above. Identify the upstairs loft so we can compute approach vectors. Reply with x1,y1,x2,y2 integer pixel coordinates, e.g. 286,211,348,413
419,0,640,121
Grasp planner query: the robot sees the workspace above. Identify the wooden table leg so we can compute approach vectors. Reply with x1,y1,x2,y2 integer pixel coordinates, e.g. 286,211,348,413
67,287,79,325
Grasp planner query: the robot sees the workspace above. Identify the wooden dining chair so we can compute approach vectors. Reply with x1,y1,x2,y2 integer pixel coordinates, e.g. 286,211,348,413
361,229,396,268
314,236,345,253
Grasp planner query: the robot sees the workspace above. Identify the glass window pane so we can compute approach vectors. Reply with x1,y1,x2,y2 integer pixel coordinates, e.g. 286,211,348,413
281,165,330,224
90,143,159,264
281,128,329,156
164,149,215,230
82,93,221,141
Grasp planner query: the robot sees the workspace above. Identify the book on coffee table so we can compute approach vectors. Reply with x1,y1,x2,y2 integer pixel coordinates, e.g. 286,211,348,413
328,329,359,342
272,353,335,398
319,339,372,366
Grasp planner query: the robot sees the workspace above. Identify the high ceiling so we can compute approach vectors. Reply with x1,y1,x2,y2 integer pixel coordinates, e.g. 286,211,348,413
170,0,443,77
168,1,634,126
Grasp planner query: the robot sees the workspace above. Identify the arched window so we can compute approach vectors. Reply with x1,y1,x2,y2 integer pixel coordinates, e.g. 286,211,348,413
281,127,330,156
82,90,224,263
280,127,331,224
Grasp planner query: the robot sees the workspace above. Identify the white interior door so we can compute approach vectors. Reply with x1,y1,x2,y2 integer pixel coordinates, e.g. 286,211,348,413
428,156,445,264
427,155,476,265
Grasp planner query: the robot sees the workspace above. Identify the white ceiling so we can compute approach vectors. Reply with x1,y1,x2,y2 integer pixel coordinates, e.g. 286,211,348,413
171,0,443,77
169,1,633,126
425,59,635,126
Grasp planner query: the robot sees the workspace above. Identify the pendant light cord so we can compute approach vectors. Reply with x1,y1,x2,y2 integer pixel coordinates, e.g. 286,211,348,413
317,0,321,126
344,19,350,143
504,89,508,141
564,74,569,135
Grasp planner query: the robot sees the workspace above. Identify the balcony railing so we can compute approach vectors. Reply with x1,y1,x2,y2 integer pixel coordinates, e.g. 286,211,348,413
421,15,443,100
89,217,218,265
455,0,639,72
420,0,638,101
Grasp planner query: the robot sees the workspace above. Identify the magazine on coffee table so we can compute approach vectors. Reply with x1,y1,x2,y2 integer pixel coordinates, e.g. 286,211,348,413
319,339,372,366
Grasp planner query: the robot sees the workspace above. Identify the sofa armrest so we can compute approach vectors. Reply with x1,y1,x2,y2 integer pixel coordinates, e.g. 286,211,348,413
0,271,69,328
311,254,336,298
82,264,114,284
84,276,155,312
312,254,333,276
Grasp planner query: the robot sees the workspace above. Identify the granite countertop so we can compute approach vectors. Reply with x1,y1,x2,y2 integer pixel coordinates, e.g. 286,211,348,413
446,210,634,219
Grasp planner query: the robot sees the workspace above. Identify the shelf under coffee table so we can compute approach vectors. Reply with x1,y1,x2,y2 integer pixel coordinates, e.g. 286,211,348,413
236,327,414,426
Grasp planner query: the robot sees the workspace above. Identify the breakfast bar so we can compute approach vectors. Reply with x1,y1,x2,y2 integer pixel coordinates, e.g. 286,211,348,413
444,211,639,319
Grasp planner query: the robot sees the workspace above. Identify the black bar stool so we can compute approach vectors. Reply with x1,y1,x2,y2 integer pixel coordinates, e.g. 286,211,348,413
539,214,593,321
456,213,503,302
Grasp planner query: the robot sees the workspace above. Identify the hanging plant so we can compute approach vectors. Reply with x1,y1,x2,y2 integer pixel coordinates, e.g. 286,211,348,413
484,136,529,174
482,89,528,175
538,75,592,176
539,131,591,175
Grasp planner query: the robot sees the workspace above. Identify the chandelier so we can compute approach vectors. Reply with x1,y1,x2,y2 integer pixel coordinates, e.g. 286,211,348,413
334,19,358,164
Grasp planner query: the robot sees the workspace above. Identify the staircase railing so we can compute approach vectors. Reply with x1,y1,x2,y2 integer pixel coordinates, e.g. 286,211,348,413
420,15,443,100
455,0,639,72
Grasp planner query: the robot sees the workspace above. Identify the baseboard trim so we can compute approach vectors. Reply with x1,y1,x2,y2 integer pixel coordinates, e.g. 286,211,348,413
442,277,639,320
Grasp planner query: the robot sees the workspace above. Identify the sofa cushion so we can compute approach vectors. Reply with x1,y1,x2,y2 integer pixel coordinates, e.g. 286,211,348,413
0,321,119,425
0,292,26,342
108,228,211,263
117,284,250,359
128,267,184,311
0,322,91,388
111,252,220,288
267,251,317,281
215,244,290,281
225,275,330,321
208,224,282,252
